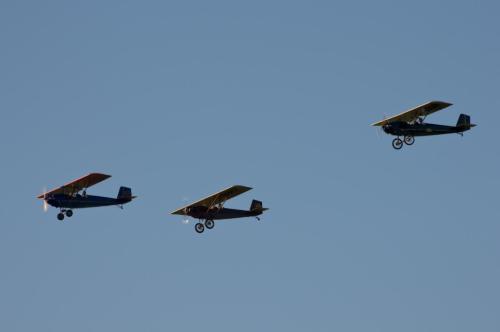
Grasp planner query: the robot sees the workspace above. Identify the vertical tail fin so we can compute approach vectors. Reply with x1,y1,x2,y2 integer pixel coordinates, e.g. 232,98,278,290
250,199,264,211
117,187,132,200
456,114,471,128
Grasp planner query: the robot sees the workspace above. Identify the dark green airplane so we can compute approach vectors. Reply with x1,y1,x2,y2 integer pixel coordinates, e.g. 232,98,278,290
372,101,476,149
171,185,268,233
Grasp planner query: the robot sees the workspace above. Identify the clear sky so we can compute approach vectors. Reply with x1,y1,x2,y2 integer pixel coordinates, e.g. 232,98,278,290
1,1,499,331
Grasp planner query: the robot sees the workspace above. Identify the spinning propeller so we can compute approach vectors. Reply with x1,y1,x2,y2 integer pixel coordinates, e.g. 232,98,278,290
179,196,191,225
375,114,388,138
41,187,49,212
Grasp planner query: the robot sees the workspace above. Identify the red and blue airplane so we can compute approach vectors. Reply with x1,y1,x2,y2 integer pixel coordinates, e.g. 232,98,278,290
38,173,136,220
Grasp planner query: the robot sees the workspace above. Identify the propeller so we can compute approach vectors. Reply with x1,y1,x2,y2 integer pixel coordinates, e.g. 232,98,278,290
41,187,49,212
179,196,191,225
375,114,387,139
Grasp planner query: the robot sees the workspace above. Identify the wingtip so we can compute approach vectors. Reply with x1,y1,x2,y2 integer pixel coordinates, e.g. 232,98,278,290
89,172,112,178
235,185,253,191
429,100,453,108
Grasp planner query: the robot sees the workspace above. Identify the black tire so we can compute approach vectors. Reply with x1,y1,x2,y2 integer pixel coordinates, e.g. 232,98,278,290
66,210,73,217
205,219,215,230
57,213,65,221
195,223,205,233
392,138,403,150
404,135,415,145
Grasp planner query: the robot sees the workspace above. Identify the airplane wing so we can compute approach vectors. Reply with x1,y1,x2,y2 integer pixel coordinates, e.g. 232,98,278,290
371,101,453,126
37,173,111,198
171,185,252,215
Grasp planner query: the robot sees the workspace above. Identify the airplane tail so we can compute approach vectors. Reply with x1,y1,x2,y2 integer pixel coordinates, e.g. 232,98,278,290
250,199,267,212
117,186,134,200
456,114,475,129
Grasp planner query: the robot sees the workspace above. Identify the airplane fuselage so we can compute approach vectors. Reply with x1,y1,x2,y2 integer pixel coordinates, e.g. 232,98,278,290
383,122,472,137
185,206,264,220
46,194,132,209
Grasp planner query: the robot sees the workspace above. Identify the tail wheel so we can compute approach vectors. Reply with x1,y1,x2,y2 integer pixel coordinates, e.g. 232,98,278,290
404,135,415,145
205,219,215,230
66,210,73,218
57,213,65,221
195,223,205,233
392,138,403,150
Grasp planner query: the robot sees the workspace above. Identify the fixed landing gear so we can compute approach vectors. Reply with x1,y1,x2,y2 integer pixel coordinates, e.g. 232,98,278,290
195,222,205,233
57,209,73,221
404,135,415,145
205,219,215,230
392,136,415,150
194,219,215,233
392,138,403,150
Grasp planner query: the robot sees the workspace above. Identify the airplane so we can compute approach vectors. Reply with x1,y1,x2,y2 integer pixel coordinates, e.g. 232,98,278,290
171,185,268,233
37,173,136,221
371,101,476,150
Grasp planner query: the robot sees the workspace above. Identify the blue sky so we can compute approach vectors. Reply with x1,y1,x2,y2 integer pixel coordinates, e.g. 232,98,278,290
1,1,499,331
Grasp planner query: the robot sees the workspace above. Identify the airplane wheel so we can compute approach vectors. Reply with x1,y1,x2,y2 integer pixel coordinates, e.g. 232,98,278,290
205,219,215,230
66,210,73,218
57,213,65,221
195,223,205,233
404,135,415,145
392,138,403,150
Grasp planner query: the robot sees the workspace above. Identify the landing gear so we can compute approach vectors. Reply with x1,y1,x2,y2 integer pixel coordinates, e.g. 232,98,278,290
392,136,415,149
205,219,215,230
392,137,403,150
56,209,73,220
404,135,415,145
195,222,205,233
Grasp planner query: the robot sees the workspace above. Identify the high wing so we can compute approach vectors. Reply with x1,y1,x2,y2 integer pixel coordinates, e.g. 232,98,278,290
171,185,252,215
37,173,111,198
371,101,452,126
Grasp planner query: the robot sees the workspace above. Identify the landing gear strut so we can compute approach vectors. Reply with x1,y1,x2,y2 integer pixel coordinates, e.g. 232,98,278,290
392,137,403,150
